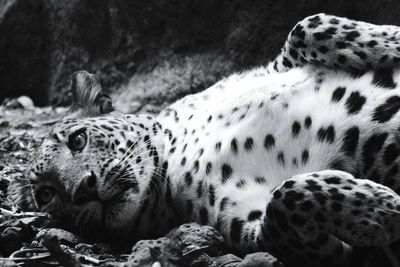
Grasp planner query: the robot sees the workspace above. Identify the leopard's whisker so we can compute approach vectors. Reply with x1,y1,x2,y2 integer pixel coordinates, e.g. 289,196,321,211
116,136,162,168
111,126,157,168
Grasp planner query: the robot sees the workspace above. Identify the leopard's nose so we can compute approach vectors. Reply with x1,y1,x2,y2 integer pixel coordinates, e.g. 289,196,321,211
72,171,99,204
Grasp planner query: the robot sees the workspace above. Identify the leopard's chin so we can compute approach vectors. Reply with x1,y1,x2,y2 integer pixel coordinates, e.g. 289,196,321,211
69,201,105,241
71,202,131,244
101,196,138,234
67,199,141,247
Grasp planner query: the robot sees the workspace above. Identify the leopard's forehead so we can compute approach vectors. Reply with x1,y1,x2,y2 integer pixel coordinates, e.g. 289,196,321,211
31,114,135,174
50,114,133,135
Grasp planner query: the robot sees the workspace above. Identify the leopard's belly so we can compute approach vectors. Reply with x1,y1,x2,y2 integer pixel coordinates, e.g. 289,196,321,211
156,66,400,226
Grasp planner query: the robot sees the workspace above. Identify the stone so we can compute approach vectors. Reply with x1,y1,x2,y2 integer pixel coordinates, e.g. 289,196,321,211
213,254,242,267
35,228,81,247
237,252,283,267
128,237,183,267
16,96,34,110
0,96,33,110
166,223,226,257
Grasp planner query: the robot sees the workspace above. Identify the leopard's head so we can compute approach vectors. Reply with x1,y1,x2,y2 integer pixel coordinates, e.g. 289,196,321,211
10,71,164,243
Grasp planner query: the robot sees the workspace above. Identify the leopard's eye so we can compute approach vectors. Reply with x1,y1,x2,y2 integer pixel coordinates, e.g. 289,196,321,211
36,186,54,205
68,130,87,151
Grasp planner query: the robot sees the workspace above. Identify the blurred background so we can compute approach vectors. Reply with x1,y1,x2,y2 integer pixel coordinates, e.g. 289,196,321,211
2,0,400,113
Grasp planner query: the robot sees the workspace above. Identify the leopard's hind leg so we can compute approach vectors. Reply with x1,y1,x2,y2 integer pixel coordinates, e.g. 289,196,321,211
268,13,400,74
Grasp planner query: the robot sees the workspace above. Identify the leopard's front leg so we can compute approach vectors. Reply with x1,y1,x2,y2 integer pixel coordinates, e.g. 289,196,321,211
218,170,400,267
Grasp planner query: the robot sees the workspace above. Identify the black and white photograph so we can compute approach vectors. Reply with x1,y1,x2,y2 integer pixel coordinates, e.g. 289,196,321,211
2,0,400,266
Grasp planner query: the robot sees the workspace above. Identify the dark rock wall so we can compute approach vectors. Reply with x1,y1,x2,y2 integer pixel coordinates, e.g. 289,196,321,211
0,0,49,106
1,0,400,107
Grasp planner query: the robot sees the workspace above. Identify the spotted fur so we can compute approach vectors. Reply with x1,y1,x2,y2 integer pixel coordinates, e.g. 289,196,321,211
11,14,400,267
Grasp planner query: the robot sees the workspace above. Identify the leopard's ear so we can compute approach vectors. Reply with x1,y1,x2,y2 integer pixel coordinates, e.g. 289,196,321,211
7,175,37,211
69,70,114,117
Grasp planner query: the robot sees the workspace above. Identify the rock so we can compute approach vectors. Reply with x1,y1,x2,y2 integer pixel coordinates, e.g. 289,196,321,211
35,228,81,247
16,96,34,109
190,253,218,267
128,237,183,267
74,243,115,260
1,98,23,109
166,223,226,258
1,96,34,110
237,252,283,267
213,254,242,267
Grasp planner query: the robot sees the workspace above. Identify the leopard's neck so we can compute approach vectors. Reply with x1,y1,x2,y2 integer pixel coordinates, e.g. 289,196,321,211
123,114,185,240
153,109,221,227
